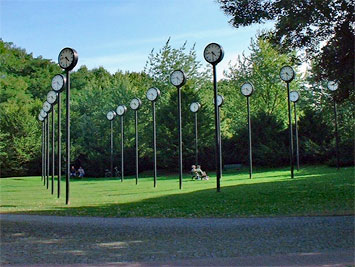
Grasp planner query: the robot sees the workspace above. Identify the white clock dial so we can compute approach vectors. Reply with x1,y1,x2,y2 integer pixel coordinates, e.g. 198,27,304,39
203,43,224,64
43,101,52,112
241,82,254,97
130,98,142,110
47,91,57,105
216,94,224,107
327,81,338,91
38,114,44,121
170,70,186,87
280,66,295,82
146,87,160,102
58,47,78,70
190,102,201,113
106,111,116,121
289,91,300,102
51,74,66,92
40,109,47,118
116,105,127,116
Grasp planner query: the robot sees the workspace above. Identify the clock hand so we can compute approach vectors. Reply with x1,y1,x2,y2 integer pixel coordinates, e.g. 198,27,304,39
65,56,70,62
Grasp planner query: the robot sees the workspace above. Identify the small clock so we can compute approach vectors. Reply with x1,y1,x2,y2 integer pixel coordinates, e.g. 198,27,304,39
146,87,161,102
190,102,201,113
130,98,142,110
58,47,78,71
47,91,58,105
43,101,52,113
51,74,66,92
116,105,127,116
215,94,224,107
290,91,300,103
40,109,47,119
327,81,338,91
241,82,254,97
170,70,186,87
106,111,116,121
38,113,44,122
280,66,295,82
203,43,224,65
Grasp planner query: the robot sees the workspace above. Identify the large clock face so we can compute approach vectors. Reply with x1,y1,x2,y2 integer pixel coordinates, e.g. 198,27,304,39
289,91,300,102
241,82,254,97
58,47,78,70
43,101,52,112
38,114,44,122
280,66,295,82
47,91,57,105
146,87,160,102
106,111,116,121
40,109,47,119
170,70,186,87
327,81,338,91
190,102,200,113
51,74,66,92
203,43,224,65
116,105,127,116
130,98,142,110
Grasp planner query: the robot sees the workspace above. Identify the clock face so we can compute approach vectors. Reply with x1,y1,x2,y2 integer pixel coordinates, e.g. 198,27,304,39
43,101,52,112
146,87,160,101
289,91,300,102
327,81,338,91
241,82,254,97
130,98,142,110
38,114,44,122
190,102,201,113
47,91,57,105
58,47,78,70
40,109,47,119
170,70,186,87
203,43,224,65
106,111,116,121
116,105,127,116
280,66,295,82
51,74,66,92
216,94,224,107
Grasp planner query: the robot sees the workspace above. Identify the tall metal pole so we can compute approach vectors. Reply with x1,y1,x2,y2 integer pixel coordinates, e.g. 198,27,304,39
44,118,47,186
153,101,157,188
213,65,222,192
51,108,55,195
247,97,253,179
287,82,294,179
120,115,124,182
110,120,113,177
57,93,61,198
135,110,139,184
194,112,198,166
41,122,44,182
178,87,183,189
46,115,50,188
333,99,340,170
66,70,70,205
294,102,300,171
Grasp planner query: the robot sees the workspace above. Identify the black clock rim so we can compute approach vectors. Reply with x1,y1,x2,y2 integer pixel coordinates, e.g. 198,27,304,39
130,98,142,110
147,87,161,102
51,74,66,92
170,69,186,87
204,43,224,65
58,47,79,71
116,105,127,116
280,65,295,82
240,82,254,97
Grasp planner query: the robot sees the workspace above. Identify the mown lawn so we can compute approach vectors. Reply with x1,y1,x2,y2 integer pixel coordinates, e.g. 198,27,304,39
0,165,354,218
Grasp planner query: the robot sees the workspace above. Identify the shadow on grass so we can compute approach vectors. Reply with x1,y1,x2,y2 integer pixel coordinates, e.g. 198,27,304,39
11,166,354,218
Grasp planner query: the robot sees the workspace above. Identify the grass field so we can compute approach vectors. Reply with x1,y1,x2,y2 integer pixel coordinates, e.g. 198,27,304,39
0,165,354,218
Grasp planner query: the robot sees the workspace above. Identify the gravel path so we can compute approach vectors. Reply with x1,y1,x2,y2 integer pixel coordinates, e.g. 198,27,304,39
1,214,354,266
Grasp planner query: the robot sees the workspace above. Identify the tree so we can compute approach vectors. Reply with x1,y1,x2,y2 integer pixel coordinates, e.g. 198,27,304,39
217,0,354,101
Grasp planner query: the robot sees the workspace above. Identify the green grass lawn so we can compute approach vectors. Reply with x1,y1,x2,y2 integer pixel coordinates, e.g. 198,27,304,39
0,165,354,218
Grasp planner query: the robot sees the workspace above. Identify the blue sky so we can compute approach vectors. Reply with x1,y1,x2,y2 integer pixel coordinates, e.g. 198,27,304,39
1,0,273,77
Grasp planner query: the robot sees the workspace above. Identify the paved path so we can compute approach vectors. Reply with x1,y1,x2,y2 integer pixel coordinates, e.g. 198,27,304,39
1,214,354,266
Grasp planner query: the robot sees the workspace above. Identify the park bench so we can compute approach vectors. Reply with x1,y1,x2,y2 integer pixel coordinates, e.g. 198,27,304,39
223,163,242,171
